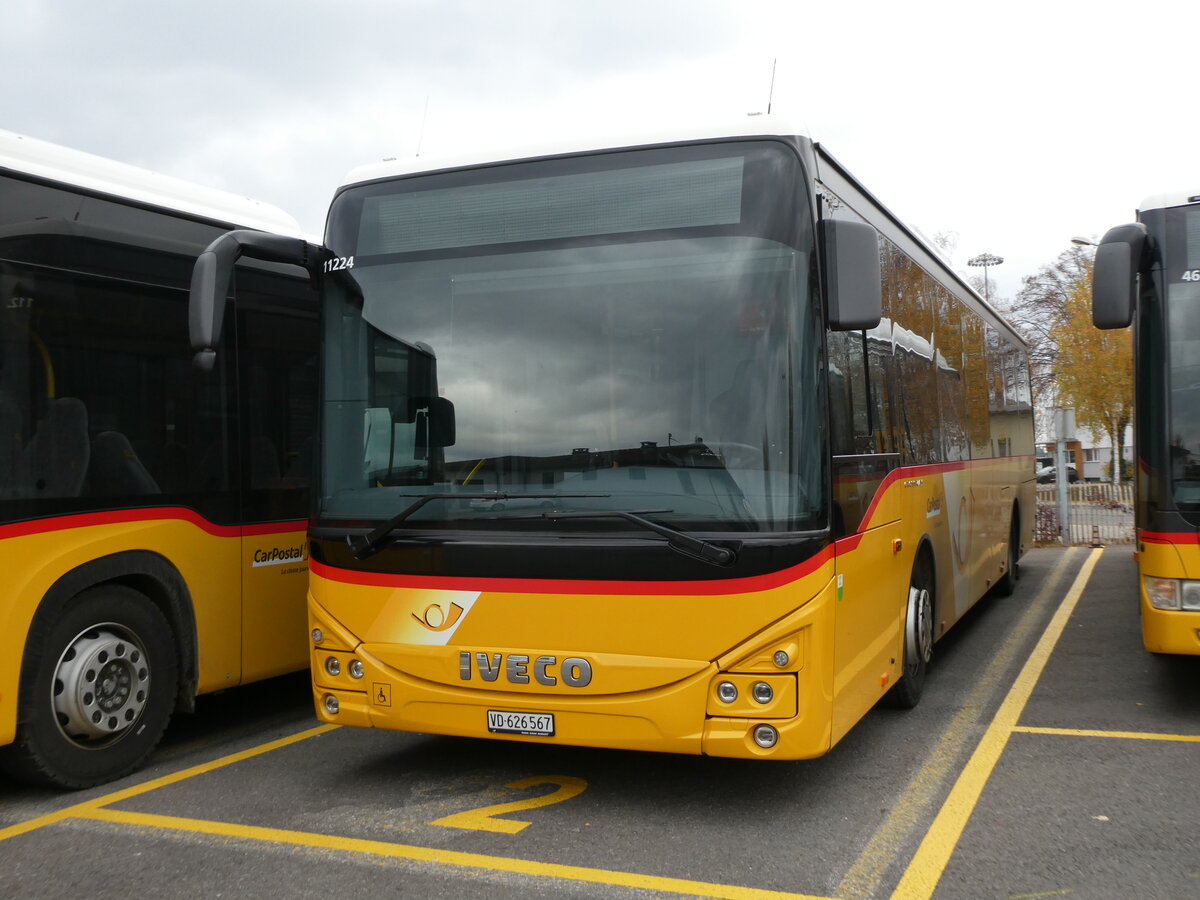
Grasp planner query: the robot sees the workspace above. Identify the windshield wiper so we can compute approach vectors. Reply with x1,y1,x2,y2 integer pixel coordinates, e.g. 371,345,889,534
347,491,608,559
542,509,737,566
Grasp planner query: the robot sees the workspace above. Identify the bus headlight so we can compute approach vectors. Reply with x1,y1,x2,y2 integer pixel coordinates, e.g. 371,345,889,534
1143,577,1200,610
1145,578,1180,610
325,656,341,676
717,681,738,703
348,659,364,679
752,682,774,704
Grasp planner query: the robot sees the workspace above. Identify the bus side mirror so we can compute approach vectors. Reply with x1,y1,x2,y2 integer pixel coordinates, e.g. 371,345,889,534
189,230,320,371
1092,222,1147,329
821,219,882,331
189,243,234,373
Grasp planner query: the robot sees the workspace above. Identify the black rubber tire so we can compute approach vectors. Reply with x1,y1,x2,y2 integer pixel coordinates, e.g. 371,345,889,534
884,554,934,709
0,584,177,789
993,508,1020,597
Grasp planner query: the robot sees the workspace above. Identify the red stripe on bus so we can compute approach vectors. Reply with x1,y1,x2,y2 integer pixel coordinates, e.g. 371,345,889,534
0,508,305,540
834,533,864,554
855,459,971,529
311,544,838,596
1140,530,1200,545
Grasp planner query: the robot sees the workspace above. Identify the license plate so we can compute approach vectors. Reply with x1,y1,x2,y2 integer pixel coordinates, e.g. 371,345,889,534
487,709,555,736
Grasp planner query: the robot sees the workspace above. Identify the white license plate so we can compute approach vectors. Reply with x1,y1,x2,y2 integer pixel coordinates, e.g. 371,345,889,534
487,710,555,736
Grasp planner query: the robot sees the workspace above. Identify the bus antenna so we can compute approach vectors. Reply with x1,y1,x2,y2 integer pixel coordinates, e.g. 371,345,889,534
767,59,777,115
416,96,430,157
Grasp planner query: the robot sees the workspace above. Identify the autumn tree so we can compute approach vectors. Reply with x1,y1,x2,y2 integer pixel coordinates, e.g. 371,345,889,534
1008,245,1132,484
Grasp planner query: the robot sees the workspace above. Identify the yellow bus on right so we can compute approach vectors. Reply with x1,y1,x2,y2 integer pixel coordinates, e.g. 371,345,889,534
1094,189,1200,654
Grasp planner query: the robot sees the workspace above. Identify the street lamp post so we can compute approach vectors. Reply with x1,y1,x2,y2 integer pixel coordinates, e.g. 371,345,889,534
967,252,1004,303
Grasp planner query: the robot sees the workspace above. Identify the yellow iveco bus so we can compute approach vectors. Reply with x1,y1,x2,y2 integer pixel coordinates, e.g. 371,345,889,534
1094,189,1200,654
0,130,317,787
191,119,1034,759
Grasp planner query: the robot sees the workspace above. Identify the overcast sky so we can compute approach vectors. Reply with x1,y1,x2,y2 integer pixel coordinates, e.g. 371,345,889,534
5,0,1195,305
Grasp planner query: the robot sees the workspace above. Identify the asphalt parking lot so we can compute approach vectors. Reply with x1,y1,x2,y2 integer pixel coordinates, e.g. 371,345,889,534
1,546,1197,899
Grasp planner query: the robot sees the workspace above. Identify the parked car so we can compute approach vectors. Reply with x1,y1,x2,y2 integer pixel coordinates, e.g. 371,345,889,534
1036,464,1079,484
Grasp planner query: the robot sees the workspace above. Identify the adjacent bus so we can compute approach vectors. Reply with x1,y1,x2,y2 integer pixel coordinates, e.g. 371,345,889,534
193,119,1034,759
0,130,317,787
1094,190,1200,654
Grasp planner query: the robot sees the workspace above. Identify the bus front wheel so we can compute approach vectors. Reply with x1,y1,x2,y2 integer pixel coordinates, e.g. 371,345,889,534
993,507,1020,597
886,555,934,709
0,585,178,789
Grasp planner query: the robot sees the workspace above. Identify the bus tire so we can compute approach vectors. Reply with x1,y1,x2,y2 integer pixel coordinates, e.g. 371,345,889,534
994,506,1020,597
885,553,934,709
0,585,178,789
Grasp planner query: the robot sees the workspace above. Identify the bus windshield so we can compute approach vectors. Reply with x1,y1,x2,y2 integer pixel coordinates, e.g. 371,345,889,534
1165,203,1200,508
317,142,825,535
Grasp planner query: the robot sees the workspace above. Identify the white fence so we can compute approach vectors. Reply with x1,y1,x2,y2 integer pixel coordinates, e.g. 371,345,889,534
1035,483,1135,545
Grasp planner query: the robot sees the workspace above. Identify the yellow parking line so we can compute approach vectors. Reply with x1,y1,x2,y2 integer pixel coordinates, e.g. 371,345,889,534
891,548,1104,900
3,717,834,898
0,723,337,843
1012,726,1200,743
836,549,1078,900
80,806,832,900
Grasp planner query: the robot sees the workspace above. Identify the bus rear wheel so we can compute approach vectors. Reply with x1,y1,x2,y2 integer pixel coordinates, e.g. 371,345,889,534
885,555,934,709
0,585,178,789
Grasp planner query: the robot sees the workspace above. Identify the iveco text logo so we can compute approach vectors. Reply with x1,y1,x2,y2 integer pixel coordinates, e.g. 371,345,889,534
459,652,593,687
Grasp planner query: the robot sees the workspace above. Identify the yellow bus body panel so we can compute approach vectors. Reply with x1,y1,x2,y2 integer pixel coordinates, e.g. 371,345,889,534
310,567,839,759
1138,538,1200,655
239,530,311,682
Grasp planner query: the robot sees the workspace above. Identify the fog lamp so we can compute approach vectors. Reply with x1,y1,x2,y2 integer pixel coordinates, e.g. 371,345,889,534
348,659,364,679
323,693,340,715
717,681,738,703
752,682,774,704
325,656,341,676
753,724,778,748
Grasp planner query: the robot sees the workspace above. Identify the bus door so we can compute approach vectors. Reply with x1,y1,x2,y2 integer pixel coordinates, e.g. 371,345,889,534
831,452,905,738
234,276,318,683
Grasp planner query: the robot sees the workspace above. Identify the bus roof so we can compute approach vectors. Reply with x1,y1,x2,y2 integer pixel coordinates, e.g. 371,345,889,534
340,116,812,188
1139,189,1200,213
0,128,304,237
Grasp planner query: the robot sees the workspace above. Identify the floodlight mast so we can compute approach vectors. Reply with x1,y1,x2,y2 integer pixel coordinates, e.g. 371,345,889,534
967,252,1004,303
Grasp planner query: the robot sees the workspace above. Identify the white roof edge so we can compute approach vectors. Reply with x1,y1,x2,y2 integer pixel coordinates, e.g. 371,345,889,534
1139,189,1200,213
341,115,810,188
0,128,304,237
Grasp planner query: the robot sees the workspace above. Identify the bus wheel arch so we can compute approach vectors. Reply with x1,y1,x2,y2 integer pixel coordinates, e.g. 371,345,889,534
0,552,195,788
885,541,936,709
